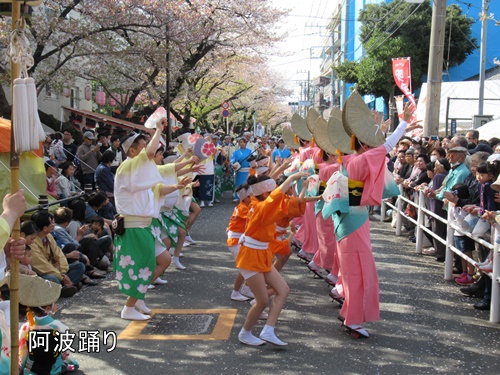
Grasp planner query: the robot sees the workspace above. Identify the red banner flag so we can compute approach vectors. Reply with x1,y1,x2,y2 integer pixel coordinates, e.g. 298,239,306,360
392,57,416,106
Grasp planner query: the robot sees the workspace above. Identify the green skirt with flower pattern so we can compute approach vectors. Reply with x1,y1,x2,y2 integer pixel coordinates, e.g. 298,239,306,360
159,208,188,247
114,227,156,299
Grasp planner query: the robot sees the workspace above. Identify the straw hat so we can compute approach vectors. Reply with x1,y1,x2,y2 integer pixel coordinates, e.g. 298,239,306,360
342,92,385,148
327,107,353,155
291,114,312,141
282,128,300,149
313,116,337,155
306,108,320,134
8,274,61,307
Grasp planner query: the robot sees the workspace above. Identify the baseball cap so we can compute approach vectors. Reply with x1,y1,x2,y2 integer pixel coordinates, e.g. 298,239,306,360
83,131,95,140
469,143,493,155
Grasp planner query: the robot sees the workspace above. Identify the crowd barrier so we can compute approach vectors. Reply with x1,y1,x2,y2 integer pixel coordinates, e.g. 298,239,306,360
381,186,500,323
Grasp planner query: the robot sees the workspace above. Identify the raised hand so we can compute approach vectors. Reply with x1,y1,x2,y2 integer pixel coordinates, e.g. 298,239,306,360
402,102,416,123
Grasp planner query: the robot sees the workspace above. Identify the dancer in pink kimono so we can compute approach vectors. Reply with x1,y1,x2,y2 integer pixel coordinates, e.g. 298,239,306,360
325,101,420,337
294,141,319,261
307,149,339,284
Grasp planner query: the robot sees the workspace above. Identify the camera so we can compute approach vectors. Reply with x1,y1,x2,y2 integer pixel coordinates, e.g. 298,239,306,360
431,135,438,141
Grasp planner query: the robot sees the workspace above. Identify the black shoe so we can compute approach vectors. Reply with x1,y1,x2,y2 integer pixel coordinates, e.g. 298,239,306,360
409,237,416,243
473,301,490,311
460,284,482,297
83,279,98,287
435,257,445,262
60,286,77,298
88,271,106,279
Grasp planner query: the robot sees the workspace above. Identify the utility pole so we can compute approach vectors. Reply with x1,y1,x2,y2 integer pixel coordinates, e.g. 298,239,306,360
478,0,489,117
331,24,336,107
424,0,447,136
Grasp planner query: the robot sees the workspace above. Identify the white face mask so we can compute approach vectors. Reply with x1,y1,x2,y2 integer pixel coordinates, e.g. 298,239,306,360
430,155,438,162
451,161,460,167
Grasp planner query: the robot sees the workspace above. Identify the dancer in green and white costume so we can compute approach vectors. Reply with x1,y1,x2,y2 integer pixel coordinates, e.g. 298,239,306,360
149,147,200,284
114,119,171,321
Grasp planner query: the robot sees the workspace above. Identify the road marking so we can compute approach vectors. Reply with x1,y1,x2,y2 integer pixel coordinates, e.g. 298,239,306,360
118,309,237,341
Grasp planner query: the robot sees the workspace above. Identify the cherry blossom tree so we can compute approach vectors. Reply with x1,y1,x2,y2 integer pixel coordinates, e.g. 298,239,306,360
0,0,290,132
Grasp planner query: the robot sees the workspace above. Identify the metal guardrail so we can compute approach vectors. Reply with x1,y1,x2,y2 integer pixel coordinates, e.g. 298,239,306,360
381,185,499,323
24,193,88,213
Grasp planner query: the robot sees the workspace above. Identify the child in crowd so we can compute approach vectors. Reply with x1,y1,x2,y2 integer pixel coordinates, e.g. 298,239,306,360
88,215,112,270
449,183,476,285
49,132,66,165
19,246,37,276
89,215,109,238
465,161,500,273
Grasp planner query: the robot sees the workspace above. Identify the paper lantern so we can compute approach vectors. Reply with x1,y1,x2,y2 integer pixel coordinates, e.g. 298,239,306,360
109,96,116,106
96,90,106,105
84,86,92,101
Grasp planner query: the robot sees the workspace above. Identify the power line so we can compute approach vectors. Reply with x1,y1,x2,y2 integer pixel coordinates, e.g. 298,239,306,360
349,0,413,60
355,1,425,62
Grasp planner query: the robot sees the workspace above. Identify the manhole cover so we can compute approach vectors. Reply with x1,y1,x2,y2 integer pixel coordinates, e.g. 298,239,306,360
118,309,238,341
142,314,218,335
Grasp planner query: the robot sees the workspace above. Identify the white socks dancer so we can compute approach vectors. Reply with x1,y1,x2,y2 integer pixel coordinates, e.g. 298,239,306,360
169,248,184,257
121,306,150,321
238,328,265,346
259,325,287,346
231,291,251,301
249,299,268,319
154,277,168,285
172,256,186,270
240,285,254,299
135,300,151,314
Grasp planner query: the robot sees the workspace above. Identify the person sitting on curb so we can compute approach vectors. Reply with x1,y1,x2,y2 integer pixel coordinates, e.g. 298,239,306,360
29,211,86,297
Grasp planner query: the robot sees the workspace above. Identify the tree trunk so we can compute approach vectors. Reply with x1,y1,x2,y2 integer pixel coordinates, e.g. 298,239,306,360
0,86,12,119
38,110,63,132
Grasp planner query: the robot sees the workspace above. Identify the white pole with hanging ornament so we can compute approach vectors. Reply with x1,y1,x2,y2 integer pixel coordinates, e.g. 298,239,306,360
2,1,45,373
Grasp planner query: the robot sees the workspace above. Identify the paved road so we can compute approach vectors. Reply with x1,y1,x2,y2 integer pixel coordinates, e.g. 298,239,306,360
52,193,499,375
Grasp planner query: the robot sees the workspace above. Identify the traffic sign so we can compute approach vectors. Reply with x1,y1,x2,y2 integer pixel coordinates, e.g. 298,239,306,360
222,109,230,118
222,101,230,110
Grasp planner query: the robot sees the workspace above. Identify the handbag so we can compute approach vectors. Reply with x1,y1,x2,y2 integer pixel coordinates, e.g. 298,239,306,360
112,214,125,235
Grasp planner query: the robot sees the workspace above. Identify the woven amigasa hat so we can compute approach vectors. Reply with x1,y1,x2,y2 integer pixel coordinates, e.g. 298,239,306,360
306,108,320,134
342,91,385,148
327,107,353,155
282,127,300,150
313,115,337,155
8,273,61,307
291,113,312,142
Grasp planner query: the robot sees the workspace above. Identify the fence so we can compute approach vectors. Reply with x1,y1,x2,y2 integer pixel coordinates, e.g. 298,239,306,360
381,186,500,324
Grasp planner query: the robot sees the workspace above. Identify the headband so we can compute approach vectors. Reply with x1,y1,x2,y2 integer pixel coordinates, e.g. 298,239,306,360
122,133,140,154
256,157,269,167
250,179,276,196
237,187,252,200
256,166,269,175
